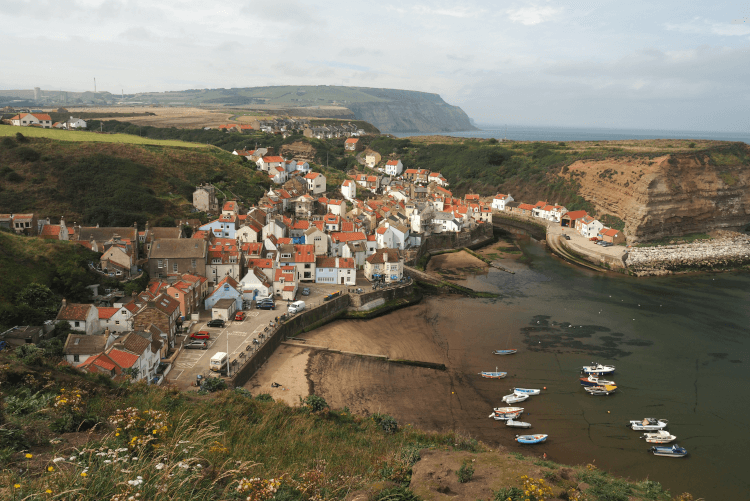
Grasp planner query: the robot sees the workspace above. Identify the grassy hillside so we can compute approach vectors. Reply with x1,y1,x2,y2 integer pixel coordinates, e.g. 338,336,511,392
0,354,680,501
0,132,272,225
0,124,208,148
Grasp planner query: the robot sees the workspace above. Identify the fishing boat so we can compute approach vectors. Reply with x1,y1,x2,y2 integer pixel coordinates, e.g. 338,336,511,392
581,362,616,375
513,388,541,396
479,367,507,379
584,384,617,395
493,349,518,355
580,375,616,387
502,393,529,404
488,407,524,420
641,430,677,444
649,444,687,457
516,434,548,444
629,418,669,431
506,418,532,429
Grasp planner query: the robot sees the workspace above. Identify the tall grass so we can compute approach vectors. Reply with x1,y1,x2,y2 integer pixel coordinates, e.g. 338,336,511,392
0,124,208,148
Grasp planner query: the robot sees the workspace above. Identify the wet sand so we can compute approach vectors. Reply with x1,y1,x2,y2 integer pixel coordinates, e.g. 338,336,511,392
426,250,488,280
244,344,311,405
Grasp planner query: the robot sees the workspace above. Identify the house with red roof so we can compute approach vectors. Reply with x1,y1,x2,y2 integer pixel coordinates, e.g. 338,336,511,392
323,213,341,232
256,155,285,172
109,330,163,382
304,172,327,195
98,306,133,334
77,352,121,377
599,227,626,245
327,199,347,216
329,231,366,257
576,215,603,238
384,159,403,176
199,213,238,239
38,217,70,241
428,172,449,186
561,210,588,228
315,257,356,285
11,113,52,128
344,137,361,151
516,203,536,216
207,238,241,285
491,193,514,211
273,266,298,301
365,249,403,283
56,300,99,335
132,293,181,349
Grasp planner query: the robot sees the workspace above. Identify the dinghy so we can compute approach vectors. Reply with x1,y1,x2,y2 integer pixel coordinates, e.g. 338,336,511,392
584,384,617,395
479,367,507,379
513,388,541,396
581,362,615,375
493,349,518,355
649,444,687,457
516,434,548,444
506,418,532,429
629,418,669,431
502,393,529,404
580,375,616,387
488,407,524,420
641,430,677,444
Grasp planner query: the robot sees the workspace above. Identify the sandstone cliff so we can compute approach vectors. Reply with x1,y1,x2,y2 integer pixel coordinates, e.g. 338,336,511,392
562,143,750,243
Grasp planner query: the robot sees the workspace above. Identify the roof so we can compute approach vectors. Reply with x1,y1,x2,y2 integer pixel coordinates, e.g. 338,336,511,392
98,307,119,320
13,113,52,121
601,228,620,237
304,172,321,179
274,269,296,282
78,353,117,372
40,224,61,237
153,294,180,315
366,248,400,264
518,203,536,211
330,231,366,243
57,303,94,321
64,334,106,355
116,332,151,355
316,256,356,269
149,239,207,259
262,156,285,163
107,348,139,369
563,210,589,221
386,160,400,165
345,138,359,143
293,244,315,263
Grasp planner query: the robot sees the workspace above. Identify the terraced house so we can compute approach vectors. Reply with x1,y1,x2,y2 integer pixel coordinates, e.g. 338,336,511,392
148,239,208,279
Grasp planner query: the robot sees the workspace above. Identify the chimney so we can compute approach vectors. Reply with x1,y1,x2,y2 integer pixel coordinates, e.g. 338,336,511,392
61,298,67,308
105,327,110,337
383,251,389,263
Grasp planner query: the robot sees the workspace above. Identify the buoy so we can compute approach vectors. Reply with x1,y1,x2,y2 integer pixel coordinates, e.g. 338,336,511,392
452,391,454,394
543,386,547,390
607,411,611,414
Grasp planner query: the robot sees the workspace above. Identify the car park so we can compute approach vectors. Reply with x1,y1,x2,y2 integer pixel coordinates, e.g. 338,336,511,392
190,331,210,340
207,319,225,328
184,340,208,350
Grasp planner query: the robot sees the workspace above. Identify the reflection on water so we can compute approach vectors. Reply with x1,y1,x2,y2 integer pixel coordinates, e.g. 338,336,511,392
454,238,749,500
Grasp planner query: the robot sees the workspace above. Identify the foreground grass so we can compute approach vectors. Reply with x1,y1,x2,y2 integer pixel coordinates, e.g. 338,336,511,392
0,124,208,148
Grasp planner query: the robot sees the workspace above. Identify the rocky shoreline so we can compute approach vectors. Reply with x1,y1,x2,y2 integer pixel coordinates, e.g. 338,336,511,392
625,234,750,276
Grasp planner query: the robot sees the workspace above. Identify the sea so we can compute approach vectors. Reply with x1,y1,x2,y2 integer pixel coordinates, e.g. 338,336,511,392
392,124,750,144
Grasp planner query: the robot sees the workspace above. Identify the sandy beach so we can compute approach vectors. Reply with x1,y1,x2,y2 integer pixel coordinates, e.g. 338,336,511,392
243,344,312,405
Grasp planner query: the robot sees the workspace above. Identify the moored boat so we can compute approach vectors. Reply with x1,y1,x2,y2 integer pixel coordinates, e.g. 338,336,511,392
506,418,532,428
581,362,616,375
493,349,518,355
502,393,529,404
488,407,524,420
513,388,541,396
516,434,548,444
649,444,687,457
479,367,507,379
584,384,617,395
641,430,677,444
580,375,616,387
629,418,669,431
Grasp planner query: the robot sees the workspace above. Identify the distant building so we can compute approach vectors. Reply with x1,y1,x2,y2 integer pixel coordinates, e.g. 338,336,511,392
10,113,52,128
193,184,219,214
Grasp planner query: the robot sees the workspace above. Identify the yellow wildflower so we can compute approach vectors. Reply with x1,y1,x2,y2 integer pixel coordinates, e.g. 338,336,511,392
26,453,33,459
81,472,87,477
47,466,54,472
46,489,53,494
14,484,21,489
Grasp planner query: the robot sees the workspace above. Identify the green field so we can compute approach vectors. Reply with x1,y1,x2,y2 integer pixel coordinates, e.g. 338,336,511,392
0,125,208,148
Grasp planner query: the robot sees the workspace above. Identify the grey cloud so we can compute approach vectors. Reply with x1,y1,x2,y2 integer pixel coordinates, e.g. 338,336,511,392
239,0,323,27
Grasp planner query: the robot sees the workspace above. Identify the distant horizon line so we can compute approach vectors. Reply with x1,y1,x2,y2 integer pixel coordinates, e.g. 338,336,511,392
472,123,749,136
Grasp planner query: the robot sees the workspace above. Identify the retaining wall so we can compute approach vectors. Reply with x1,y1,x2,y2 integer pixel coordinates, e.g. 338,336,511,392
228,294,350,388
625,235,750,275
492,211,549,240
349,283,414,309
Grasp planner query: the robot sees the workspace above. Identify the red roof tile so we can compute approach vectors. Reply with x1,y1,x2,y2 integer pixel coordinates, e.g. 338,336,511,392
107,349,139,369
98,307,119,320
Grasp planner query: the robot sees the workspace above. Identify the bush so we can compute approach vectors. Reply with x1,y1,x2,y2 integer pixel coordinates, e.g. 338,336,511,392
14,344,45,365
201,377,228,393
14,146,40,162
493,486,524,501
303,394,329,412
373,486,421,501
15,132,28,143
1,136,16,148
0,427,29,451
456,460,475,483
4,389,54,415
5,171,24,183
255,393,274,402
371,413,398,434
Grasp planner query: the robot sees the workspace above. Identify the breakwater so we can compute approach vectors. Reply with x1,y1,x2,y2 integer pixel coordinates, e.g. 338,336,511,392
626,234,750,276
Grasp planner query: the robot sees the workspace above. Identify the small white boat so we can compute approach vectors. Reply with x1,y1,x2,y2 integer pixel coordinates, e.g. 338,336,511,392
479,366,507,379
585,384,617,395
488,407,524,420
506,418,532,429
513,388,541,396
629,418,669,431
649,444,687,457
502,393,529,404
581,362,615,375
641,430,677,444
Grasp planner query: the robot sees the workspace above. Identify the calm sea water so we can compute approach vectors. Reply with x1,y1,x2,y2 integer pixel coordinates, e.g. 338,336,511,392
453,237,750,500
393,124,750,144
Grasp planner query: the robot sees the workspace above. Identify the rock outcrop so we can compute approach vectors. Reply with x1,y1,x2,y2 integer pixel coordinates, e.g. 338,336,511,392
626,235,750,276
563,144,750,242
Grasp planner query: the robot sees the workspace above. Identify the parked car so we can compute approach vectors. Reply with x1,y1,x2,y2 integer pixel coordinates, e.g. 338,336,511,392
301,288,310,296
190,331,210,340
563,235,571,240
235,311,245,321
184,341,208,350
207,319,225,328
257,301,275,310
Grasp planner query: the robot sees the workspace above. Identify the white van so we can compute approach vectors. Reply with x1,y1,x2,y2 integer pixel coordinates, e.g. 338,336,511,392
287,300,306,315
209,352,227,372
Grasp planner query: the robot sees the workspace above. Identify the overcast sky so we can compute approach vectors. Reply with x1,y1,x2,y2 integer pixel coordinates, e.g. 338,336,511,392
1,0,748,132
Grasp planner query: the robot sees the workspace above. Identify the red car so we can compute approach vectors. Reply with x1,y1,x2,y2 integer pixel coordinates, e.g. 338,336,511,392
190,331,210,340
235,311,245,321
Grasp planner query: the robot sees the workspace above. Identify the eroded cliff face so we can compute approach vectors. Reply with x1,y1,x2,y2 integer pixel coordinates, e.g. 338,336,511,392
562,145,750,242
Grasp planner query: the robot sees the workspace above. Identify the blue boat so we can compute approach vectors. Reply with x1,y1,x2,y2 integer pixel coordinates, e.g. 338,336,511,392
516,434,548,444
649,444,688,457
479,366,507,379
493,349,518,355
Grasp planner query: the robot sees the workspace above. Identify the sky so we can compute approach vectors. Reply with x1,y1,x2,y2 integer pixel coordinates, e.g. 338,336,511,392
1,0,749,132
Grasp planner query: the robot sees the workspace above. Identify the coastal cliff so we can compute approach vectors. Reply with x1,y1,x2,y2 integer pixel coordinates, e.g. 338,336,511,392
563,143,750,242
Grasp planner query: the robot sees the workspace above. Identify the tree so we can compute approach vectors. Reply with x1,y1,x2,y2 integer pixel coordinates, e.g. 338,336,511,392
52,263,91,302
16,283,56,310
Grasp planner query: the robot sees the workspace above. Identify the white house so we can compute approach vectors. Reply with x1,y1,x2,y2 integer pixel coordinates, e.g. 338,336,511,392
327,199,347,216
305,226,328,256
98,307,132,334
11,113,52,128
364,249,403,283
388,223,410,250
304,172,327,195
365,152,377,168
256,155,285,172
269,166,288,184
240,267,273,300
273,266,298,301
65,117,87,129
56,301,99,335
384,159,403,176
428,172,449,186
315,257,356,285
432,212,462,233
341,180,357,201
492,194,514,211
375,226,395,249
576,215,604,238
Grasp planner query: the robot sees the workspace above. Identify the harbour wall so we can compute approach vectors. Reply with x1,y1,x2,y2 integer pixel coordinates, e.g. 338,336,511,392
625,235,750,276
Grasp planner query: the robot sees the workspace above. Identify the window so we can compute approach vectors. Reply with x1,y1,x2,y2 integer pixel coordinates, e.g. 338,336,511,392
74,321,80,327
175,293,179,298
173,263,178,272
304,264,311,269
158,260,163,268
115,321,120,325
73,355,79,362
191,259,196,267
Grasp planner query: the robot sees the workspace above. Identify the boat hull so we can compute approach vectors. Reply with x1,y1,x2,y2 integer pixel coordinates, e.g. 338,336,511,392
489,407,524,420
641,431,676,444
480,372,507,379
516,434,548,444
513,388,541,396
650,446,687,457
580,377,616,387
629,419,668,431
493,349,517,355
502,394,529,404
506,419,532,428
581,363,615,375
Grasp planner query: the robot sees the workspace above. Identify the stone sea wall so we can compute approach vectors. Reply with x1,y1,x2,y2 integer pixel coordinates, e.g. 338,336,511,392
625,235,750,275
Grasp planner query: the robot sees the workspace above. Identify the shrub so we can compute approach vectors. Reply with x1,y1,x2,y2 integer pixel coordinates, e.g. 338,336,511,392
688,142,696,148
456,460,475,483
0,427,29,451
1,136,16,148
373,486,422,501
371,413,398,434
14,344,45,365
494,486,524,501
5,171,24,183
4,389,54,415
255,393,274,402
14,146,40,162
303,394,329,412
15,132,28,143
201,377,228,393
